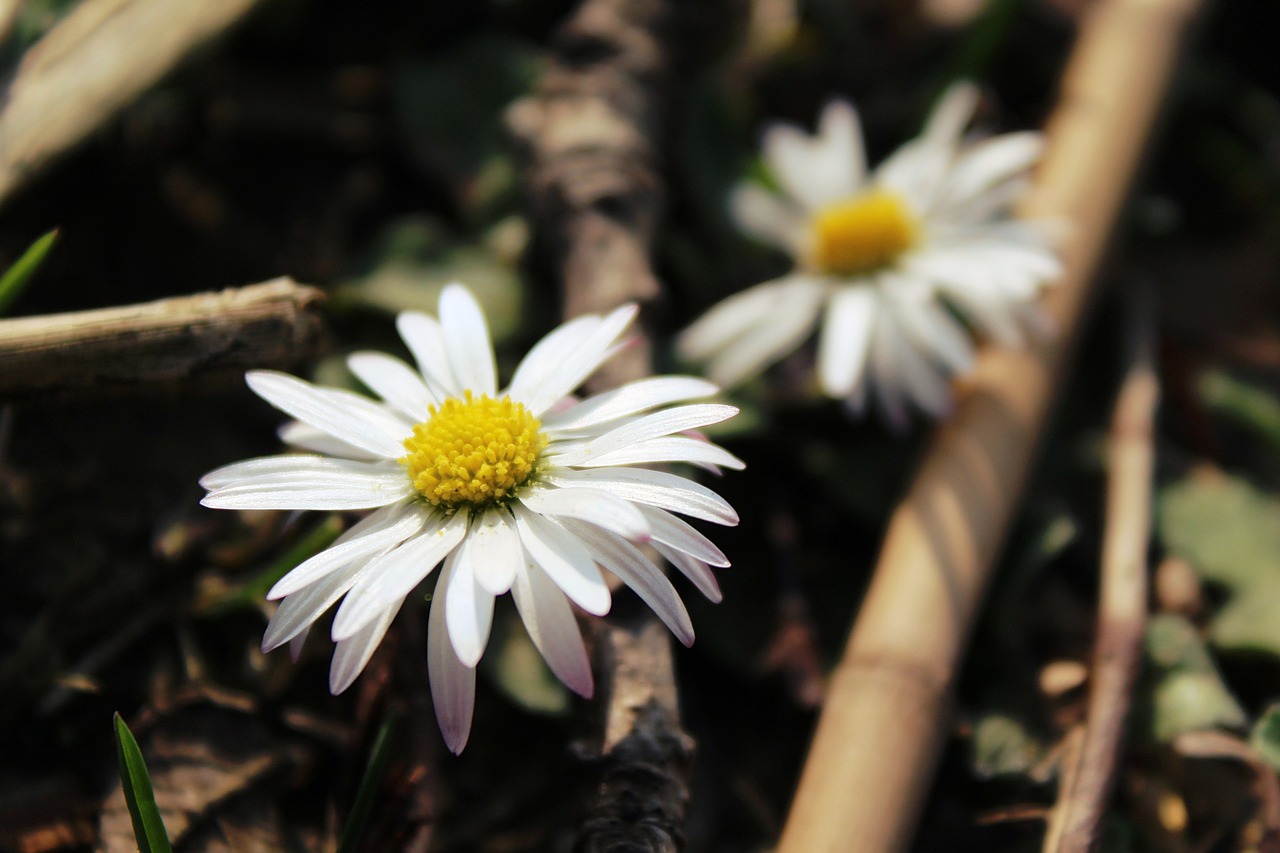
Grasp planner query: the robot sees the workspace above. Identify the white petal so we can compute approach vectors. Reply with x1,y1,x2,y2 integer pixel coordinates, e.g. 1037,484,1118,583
510,558,594,697
504,315,600,406
924,81,979,146
565,435,745,471
547,404,738,467
246,371,410,459
935,132,1043,211
563,520,694,646
652,541,723,603
278,421,382,460
444,543,496,668
867,311,911,429
201,461,414,510
467,507,524,595
729,183,807,253
762,109,863,212
330,512,468,641
545,467,738,526
428,556,476,754
329,598,402,694
511,304,639,415
396,311,460,399
542,376,720,433
268,503,426,599
816,286,877,397
636,504,730,567
815,100,866,199
347,351,435,421
891,285,975,375
700,280,828,389
518,485,649,542
513,506,611,616
439,283,497,396
200,454,333,490
678,276,824,365
262,561,368,652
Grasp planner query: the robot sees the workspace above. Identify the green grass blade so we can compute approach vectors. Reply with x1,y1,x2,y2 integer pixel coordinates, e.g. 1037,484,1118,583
113,712,174,853
337,706,402,853
0,228,58,316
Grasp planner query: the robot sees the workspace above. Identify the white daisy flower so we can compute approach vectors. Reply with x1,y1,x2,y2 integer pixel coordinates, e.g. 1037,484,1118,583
678,82,1062,427
200,283,741,753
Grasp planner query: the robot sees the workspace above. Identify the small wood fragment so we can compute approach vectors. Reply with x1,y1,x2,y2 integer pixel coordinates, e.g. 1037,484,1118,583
0,278,326,401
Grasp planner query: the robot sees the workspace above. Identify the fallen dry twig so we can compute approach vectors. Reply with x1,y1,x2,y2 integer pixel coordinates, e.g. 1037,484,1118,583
1042,285,1159,853
0,278,326,400
0,0,270,206
509,0,692,848
775,0,1203,849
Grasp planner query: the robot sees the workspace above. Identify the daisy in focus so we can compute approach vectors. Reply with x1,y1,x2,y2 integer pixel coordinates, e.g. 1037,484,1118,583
200,283,740,753
678,83,1062,427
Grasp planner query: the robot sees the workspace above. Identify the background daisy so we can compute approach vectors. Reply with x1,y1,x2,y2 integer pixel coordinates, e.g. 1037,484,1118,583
678,83,1062,427
201,283,741,752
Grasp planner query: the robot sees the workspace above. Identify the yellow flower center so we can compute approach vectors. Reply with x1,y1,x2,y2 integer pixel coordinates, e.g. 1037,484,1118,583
400,392,546,508
810,190,918,276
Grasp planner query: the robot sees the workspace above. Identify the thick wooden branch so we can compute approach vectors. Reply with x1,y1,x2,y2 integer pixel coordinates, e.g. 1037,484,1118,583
0,278,327,400
0,0,270,206
775,0,1202,849
509,1,692,849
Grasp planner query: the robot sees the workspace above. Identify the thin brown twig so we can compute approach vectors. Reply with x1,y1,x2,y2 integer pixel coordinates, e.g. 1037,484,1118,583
775,0,1203,849
509,0,693,849
1042,283,1159,853
0,278,326,400
0,0,271,207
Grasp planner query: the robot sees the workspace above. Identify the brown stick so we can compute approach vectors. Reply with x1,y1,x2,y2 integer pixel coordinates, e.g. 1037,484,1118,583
0,278,327,400
775,0,1202,849
509,1,692,849
1042,286,1158,853
0,0,269,206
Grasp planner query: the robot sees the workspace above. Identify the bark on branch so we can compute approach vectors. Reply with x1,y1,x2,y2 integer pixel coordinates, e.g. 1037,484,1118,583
0,278,327,401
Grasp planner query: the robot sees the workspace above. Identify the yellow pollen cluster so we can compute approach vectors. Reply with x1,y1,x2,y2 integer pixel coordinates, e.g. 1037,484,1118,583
810,190,918,276
400,392,546,508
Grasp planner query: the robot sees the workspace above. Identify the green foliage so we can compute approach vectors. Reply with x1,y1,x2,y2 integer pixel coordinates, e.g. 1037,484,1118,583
1137,614,1246,742
0,228,57,316
1199,370,1280,456
113,713,173,853
970,713,1044,779
337,707,401,853
196,515,345,616
1249,703,1280,773
1158,470,1280,654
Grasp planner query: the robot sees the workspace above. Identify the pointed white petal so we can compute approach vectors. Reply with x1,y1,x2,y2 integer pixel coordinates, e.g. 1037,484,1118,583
262,561,368,652
653,541,723,603
288,628,309,662
439,283,497,396
329,598,402,694
278,421,382,460
544,467,738,525
513,304,639,416
936,132,1043,211
510,558,594,697
505,315,600,406
347,351,435,421
729,183,807,253
464,507,524,596
815,99,866,199
396,311,461,399
564,520,694,646
816,286,877,397
542,376,720,433
268,503,425,599
201,461,413,510
513,506,611,616
330,512,468,641
519,485,649,542
443,543,496,668
636,504,730,567
925,81,979,145
547,404,738,467
565,435,744,471
246,371,410,459
700,281,827,389
428,556,476,754
200,454,333,490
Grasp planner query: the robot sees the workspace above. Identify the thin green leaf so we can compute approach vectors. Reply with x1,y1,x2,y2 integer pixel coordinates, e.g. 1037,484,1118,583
0,228,58,316
113,712,174,853
337,706,402,853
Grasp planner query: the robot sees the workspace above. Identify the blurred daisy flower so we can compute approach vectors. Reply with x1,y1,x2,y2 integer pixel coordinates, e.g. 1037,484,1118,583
678,83,1061,427
201,284,740,753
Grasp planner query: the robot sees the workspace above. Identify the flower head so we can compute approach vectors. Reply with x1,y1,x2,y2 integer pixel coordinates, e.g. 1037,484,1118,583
678,83,1061,427
201,284,741,752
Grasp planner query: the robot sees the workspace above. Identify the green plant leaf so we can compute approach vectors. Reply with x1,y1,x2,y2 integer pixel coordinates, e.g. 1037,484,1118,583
1199,369,1280,456
1135,614,1246,742
1250,703,1280,773
1158,469,1280,654
337,707,401,853
0,228,57,316
113,712,174,853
